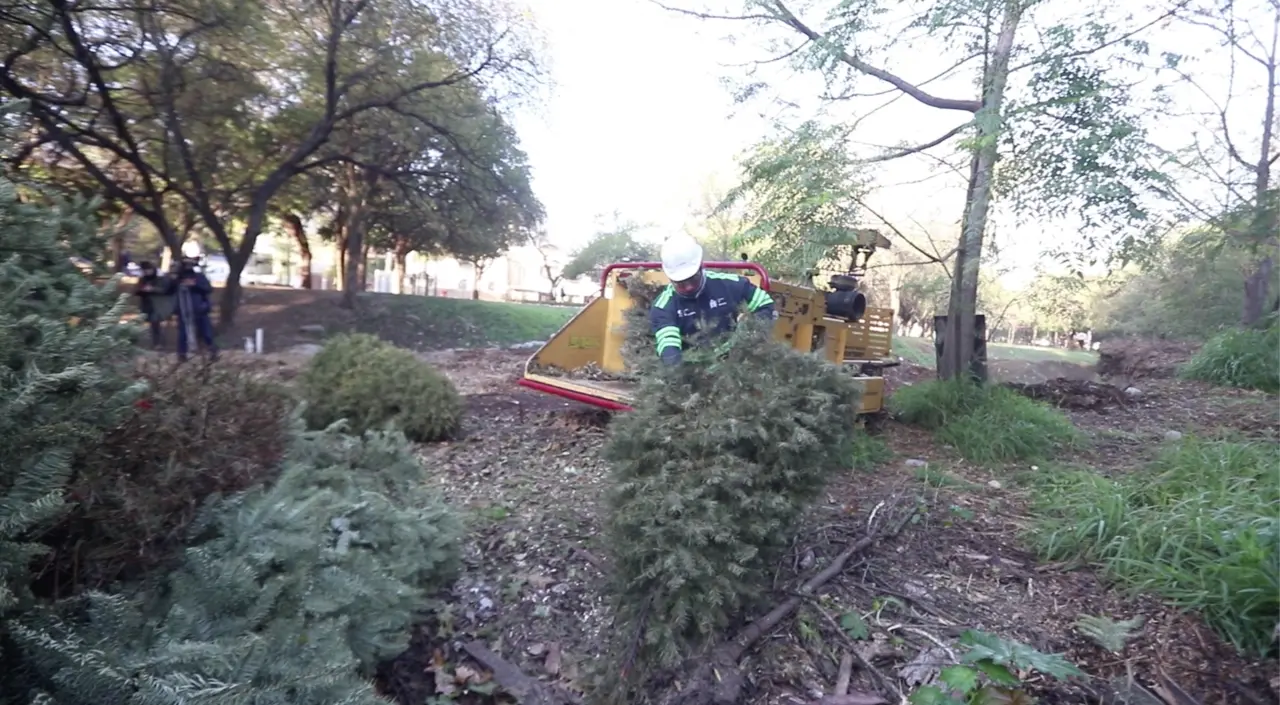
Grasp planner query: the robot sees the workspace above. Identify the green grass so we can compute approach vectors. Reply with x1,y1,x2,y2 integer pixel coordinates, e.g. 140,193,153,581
1180,319,1280,394
1028,437,1280,656
848,433,893,471
892,337,1098,367
889,379,1081,464
376,296,575,348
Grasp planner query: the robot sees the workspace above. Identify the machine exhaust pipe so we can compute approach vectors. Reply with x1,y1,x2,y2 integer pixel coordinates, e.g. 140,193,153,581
824,290,867,321
824,274,867,322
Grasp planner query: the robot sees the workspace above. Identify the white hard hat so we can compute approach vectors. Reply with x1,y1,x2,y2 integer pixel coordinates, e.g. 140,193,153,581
660,234,703,282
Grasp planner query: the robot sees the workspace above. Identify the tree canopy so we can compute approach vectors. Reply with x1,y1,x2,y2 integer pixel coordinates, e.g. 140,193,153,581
560,216,658,281
0,0,544,321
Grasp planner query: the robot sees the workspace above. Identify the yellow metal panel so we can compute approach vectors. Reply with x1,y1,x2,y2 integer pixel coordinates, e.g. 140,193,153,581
821,320,849,363
768,281,824,324
845,307,894,360
853,376,886,414
530,296,610,371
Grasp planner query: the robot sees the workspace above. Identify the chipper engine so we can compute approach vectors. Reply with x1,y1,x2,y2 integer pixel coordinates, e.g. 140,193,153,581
517,229,898,417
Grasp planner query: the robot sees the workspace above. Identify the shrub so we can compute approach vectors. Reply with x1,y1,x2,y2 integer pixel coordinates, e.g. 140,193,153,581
31,359,293,596
8,424,464,703
1179,317,1280,393
301,332,462,442
599,317,862,695
0,122,144,628
889,379,1079,463
1029,437,1280,656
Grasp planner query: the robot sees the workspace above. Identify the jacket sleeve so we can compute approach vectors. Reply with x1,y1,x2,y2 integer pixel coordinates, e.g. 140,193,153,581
650,288,683,365
738,276,775,321
192,274,213,295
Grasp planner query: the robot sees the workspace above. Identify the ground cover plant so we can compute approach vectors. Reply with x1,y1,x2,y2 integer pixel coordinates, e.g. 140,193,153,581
1179,315,1280,394
1029,436,1280,656
889,379,1080,463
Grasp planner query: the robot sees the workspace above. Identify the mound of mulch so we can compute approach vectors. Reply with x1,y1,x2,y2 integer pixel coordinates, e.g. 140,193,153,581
1003,378,1134,411
1097,337,1199,382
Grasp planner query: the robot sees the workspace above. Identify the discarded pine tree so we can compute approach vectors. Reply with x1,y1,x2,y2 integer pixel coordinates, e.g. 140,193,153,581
301,332,462,442
7,424,463,704
0,110,144,660
597,316,863,702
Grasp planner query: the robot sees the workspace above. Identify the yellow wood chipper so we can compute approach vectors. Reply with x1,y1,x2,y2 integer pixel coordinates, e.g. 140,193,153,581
517,231,898,416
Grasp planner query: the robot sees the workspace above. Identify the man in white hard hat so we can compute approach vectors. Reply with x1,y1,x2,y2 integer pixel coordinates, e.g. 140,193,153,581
650,233,775,365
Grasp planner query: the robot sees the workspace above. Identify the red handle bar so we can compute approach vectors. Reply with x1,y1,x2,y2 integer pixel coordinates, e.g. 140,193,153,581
599,261,771,292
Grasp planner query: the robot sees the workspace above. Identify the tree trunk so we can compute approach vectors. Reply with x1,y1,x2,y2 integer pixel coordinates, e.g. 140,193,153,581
342,214,367,309
284,212,313,289
1243,254,1275,325
359,238,371,291
394,241,410,295
1244,34,1277,325
216,206,267,329
219,255,246,331
939,0,1022,382
471,261,487,300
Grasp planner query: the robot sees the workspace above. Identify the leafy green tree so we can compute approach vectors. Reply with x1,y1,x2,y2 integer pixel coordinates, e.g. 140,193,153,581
716,121,870,280
684,176,746,261
1026,272,1093,340
561,215,658,280
0,0,543,324
664,0,1180,379
1091,228,1280,339
1155,0,1279,325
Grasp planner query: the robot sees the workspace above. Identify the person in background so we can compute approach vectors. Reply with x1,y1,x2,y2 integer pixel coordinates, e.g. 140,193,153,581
133,261,167,349
167,256,218,362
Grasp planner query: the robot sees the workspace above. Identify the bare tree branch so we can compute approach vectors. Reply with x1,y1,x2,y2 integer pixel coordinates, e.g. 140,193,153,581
855,122,971,164
648,0,775,22
653,0,983,112
853,195,958,279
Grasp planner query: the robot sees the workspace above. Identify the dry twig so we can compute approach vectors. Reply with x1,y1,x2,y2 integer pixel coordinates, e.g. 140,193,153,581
658,501,919,705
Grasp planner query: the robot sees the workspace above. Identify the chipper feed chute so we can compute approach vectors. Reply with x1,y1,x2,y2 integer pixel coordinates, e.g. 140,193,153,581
516,260,897,416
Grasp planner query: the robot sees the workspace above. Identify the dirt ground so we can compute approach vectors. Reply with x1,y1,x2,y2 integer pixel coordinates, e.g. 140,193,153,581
214,334,1277,705
255,344,1272,705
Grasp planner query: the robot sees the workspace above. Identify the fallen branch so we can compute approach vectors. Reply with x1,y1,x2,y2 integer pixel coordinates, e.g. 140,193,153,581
462,640,582,705
659,505,919,705
835,653,854,695
811,601,906,704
